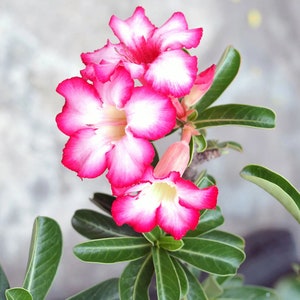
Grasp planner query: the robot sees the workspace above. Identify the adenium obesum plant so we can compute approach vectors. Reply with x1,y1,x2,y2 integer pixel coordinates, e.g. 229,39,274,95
51,8,299,300
56,6,218,239
2,5,292,300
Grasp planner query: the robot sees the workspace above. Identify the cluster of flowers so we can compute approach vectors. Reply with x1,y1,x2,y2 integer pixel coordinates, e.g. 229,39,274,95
56,7,218,240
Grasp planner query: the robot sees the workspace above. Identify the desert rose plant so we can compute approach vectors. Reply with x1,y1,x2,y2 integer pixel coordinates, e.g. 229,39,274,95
1,6,299,300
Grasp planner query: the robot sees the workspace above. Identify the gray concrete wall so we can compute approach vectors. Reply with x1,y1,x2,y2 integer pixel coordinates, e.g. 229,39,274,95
0,0,299,299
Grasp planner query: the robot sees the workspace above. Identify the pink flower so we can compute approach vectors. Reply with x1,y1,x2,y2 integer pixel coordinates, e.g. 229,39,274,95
56,67,176,187
111,140,218,240
81,6,202,97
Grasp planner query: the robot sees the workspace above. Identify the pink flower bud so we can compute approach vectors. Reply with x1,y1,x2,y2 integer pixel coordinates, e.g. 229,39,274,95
183,64,216,108
154,141,190,178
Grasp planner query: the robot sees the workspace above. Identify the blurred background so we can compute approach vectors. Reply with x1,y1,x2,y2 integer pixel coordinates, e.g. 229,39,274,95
0,0,299,298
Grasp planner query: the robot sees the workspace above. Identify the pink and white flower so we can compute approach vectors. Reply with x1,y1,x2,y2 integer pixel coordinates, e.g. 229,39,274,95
112,140,218,239
56,67,176,187
81,6,202,97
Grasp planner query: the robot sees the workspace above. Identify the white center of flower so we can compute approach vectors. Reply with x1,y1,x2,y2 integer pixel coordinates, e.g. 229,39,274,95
100,105,127,142
149,182,178,204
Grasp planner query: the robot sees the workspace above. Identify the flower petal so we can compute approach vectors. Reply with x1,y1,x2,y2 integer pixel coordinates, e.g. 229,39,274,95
144,50,197,97
106,135,154,187
152,12,202,50
62,128,112,178
123,61,146,79
176,178,218,210
112,191,159,232
109,6,155,47
80,41,122,81
183,64,216,107
157,199,199,240
56,77,102,135
81,62,117,83
94,67,133,108
111,167,154,197
81,40,121,66
126,86,176,140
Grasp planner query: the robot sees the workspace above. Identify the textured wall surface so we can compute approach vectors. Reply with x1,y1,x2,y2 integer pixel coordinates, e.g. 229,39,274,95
0,0,299,299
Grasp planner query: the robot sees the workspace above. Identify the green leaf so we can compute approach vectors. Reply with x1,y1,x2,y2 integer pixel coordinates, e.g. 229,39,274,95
189,134,207,169
158,236,184,252
219,285,280,300
187,135,196,167
152,247,181,300
217,141,243,152
66,278,119,300
185,206,224,237
90,193,115,215
119,254,154,300
182,265,208,300
171,258,189,298
275,275,300,300
5,288,32,300
203,275,223,299
200,230,245,250
196,46,241,113
151,143,160,168
219,274,244,288
72,209,140,239
195,170,216,188
194,134,207,152
241,164,300,223
74,237,151,263
0,264,10,298
194,104,276,129
143,226,164,245
171,237,245,276
23,217,62,300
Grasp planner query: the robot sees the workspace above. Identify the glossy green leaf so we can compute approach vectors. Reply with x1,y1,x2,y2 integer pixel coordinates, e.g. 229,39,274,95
90,193,115,215
182,265,208,300
119,254,153,300
5,288,32,300
143,226,164,245
171,258,189,298
200,230,245,250
0,264,10,298
158,236,184,252
171,237,245,276
185,206,224,237
196,46,241,113
66,278,119,300
23,217,62,300
219,285,280,299
74,237,151,263
72,209,139,239
194,104,275,129
152,247,181,300
241,164,300,223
